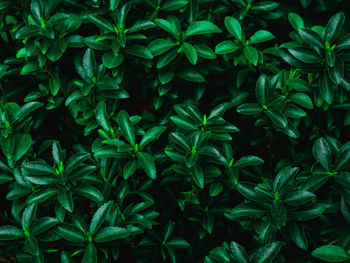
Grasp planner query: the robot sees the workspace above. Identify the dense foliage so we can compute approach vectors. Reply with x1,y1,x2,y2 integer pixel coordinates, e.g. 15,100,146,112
1,0,350,262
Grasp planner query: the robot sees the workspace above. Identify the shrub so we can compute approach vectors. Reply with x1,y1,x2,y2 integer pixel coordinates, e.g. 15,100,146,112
1,0,350,262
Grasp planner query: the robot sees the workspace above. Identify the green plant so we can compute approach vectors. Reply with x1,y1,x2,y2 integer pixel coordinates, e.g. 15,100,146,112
1,0,350,262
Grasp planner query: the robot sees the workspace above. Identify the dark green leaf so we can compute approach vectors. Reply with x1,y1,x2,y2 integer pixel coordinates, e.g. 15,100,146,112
94,227,129,242
137,152,156,180
312,245,349,262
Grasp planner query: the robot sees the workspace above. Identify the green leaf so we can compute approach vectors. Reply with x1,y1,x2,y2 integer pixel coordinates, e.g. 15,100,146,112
255,74,269,105
325,12,345,43
325,49,335,67
0,0,11,11
26,188,58,204
195,44,216,59
155,18,178,39
224,16,242,40
148,38,177,56
102,52,124,69
169,132,191,151
90,201,113,235
22,161,56,175
215,40,240,54
83,48,96,80
284,191,315,206
313,138,331,170
291,203,326,221
253,242,284,263
0,64,9,79
237,183,261,201
320,72,333,104
273,167,299,192
234,156,264,168
208,102,234,119
167,237,190,249
290,93,313,109
237,103,262,115
16,102,44,122
125,45,154,59
335,147,350,170
185,20,221,37
288,13,304,31
84,243,97,263
298,28,323,48
16,26,40,40
288,47,321,64
123,160,139,180
265,109,288,128
312,245,349,262
270,200,286,229
290,223,308,250
73,184,103,202
20,62,40,75
31,217,59,236
161,0,188,11
230,241,249,263
110,0,121,11
249,30,275,44
94,147,129,158
31,0,43,23
87,15,114,32
55,224,86,243
57,190,74,213
52,141,63,166
94,227,129,242
137,152,156,180
95,101,110,131
0,225,23,240
329,57,344,85
22,204,37,230
1,136,15,160
209,181,223,196
118,110,135,146
284,104,307,118
251,1,279,11
243,46,258,66
157,49,178,69
182,42,198,65
192,164,204,189
24,236,39,255
139,126,166,150
176,69,205,82
170,116,197,130
226,203,266,220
